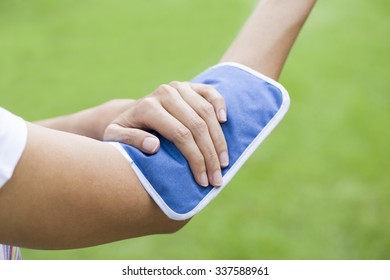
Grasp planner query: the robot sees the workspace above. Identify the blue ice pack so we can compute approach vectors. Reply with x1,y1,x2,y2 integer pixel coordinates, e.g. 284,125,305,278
111,63,289,220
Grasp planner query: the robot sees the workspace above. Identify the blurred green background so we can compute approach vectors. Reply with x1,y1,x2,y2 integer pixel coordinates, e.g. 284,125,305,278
1,0,389,259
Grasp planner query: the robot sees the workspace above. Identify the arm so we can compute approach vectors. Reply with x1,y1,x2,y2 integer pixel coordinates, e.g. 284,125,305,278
0,122,187,250
0,83,227,249
221,0,316,80
35,99,134,141
0,0,316,250
35,83,229,187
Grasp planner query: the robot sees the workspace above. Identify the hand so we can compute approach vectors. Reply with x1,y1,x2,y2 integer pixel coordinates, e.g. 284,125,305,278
104,82,229,187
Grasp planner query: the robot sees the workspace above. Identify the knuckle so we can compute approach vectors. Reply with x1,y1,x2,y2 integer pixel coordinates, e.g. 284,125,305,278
214,135,227,150
213,93,224,103
206,151,219,166
168,81,181,88
200,102,215,117
191,154,205,168
200,84,214,93
108,127,136,146
135,98,160,124
156,84,178,99
200,84,224,100
137,97,158,110
103,125,116,140
190,117,208,134
173,125,192,143
122,135,136,146
169,81,189,92
154,84,170,96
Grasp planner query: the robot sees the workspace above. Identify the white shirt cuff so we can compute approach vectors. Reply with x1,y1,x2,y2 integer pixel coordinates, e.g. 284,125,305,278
0,107,28,188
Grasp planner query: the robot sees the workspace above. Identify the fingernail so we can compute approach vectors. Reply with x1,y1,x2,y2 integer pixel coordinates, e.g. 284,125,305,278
219,151,229,167
199,172,209,187
142,137,159,153
212,170,223,187
218,109,227,122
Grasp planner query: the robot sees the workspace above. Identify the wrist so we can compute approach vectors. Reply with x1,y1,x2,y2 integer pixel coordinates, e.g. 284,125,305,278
36,99,135,140
89,99,135,140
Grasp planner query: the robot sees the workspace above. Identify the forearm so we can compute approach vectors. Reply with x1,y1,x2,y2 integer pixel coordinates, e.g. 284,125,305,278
221,0,316,80
35,99,134,140
0,123,186,249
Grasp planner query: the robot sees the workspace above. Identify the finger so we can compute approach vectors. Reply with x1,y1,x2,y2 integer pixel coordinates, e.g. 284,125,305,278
142,104,210,187
104,123,160,154
158,84,223,187
190,83,227,123
170,82,229,168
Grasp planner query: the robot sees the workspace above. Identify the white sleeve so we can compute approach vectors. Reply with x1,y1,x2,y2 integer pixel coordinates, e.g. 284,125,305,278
0,107,28,188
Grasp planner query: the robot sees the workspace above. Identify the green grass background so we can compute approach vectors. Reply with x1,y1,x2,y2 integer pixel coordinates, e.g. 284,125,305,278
1,0,389,259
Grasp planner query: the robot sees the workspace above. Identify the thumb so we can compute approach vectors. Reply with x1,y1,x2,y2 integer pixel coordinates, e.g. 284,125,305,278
104,123,160,154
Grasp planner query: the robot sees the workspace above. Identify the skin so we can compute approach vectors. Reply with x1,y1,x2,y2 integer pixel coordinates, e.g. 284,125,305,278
221,0,317,80
0,124,184,249
104,82,229,187
37,82,229,187
0,0,316,250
